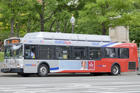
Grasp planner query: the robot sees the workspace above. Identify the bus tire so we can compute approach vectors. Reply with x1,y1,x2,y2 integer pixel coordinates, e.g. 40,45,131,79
37,64,49,77
110,64,120,76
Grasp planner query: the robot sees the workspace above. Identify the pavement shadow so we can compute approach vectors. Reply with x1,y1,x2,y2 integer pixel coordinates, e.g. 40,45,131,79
0,73,110,78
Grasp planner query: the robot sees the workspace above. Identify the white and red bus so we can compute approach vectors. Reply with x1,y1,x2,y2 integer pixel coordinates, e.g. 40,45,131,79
1,32,138,76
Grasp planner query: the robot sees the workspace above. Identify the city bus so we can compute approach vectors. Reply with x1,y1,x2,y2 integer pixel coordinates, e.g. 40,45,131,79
1,32,138,77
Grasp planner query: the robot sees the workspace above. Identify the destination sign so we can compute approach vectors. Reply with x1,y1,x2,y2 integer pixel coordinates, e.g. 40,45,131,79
6,39,20,44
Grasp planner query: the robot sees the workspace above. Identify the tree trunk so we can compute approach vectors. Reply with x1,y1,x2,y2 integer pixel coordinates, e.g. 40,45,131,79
40,0,45,32
10,18,14,37
27,19,31,33
40,14,44,32
56,20,60,32
63,19,68,33
16,23,19,37
49,19,56,32
101,22,106,35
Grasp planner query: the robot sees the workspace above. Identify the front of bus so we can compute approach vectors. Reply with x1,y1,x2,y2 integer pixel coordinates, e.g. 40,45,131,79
1,38,24,73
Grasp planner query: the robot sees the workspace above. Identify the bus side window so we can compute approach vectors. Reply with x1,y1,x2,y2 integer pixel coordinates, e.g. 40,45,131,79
31,46,36,59
39,45,54,59
118,48,129,58
24,45,30,59
72,47,87,60
55,46,70,60
104,48,116,58
89,48,101,60
24,45,37,59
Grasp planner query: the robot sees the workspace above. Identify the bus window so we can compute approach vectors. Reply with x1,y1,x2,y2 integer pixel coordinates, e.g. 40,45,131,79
104,48,116,58
39,45,54,59
118,48,129,58
72,47,87,60
24,45,37,59
4,46,12,59
14,45,23,58
56,46,70,60
89,48,101,60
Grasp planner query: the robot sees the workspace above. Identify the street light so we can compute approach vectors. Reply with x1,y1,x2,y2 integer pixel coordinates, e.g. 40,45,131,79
70,14,75,33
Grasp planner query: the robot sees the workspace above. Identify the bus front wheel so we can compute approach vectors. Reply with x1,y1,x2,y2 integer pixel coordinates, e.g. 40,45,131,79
37,64,49,77
110,64,120,76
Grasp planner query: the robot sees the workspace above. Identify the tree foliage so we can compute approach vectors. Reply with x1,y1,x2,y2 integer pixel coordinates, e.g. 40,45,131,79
0,0,140,45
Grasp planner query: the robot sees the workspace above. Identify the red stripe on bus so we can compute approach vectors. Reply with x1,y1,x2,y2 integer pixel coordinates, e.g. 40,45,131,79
57,70,96,73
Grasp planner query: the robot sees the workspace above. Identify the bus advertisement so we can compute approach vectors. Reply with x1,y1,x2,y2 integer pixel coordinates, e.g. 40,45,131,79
1,32,138,77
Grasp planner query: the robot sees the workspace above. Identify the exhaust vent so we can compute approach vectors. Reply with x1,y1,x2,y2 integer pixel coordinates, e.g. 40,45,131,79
128,62,136,70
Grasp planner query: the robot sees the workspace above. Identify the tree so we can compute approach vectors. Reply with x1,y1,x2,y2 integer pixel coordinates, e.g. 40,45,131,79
0,0,140,45
0,0,33,37
78,0,136,35
129,0,140,44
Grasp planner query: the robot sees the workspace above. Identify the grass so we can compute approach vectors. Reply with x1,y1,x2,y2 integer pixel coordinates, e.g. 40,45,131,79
0,52,4,62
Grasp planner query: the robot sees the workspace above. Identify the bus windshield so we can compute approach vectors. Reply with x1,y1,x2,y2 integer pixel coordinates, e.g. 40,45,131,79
4,44,23,59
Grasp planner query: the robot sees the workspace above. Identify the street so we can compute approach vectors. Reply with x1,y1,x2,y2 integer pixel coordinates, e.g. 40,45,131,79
0,72,140,93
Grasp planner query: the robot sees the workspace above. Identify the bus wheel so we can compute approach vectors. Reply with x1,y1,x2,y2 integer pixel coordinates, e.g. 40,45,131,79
111,65,120,76
37,64,48,77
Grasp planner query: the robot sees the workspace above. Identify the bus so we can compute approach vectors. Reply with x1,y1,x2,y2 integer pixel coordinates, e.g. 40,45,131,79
1,32,138,77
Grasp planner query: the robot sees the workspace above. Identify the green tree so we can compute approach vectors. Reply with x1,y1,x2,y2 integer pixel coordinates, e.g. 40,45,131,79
0,0,140,45
129,0,140,44
78,0,137,35
0,0,32,37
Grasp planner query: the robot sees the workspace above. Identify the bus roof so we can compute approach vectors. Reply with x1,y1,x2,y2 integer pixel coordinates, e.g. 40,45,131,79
23,32,111,42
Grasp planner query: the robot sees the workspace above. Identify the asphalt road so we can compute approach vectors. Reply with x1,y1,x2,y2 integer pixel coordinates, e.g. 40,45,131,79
0,71,140,93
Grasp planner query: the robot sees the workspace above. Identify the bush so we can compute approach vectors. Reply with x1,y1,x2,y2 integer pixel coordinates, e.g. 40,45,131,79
0,52,4,62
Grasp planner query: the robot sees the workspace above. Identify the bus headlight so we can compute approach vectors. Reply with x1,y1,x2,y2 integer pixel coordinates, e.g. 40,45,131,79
3,64,6,68
17,64,20,68
17,64,23,68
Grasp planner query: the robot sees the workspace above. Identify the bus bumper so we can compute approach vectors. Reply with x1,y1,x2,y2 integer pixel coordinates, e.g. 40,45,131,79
1,68,23,73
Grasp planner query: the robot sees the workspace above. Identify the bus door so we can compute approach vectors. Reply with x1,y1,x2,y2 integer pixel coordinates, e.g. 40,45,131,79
24,45,38,73
88,47,102,71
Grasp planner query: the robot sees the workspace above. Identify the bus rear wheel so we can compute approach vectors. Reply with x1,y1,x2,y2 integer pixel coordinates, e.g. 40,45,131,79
37,64,49,77
111,65,120,76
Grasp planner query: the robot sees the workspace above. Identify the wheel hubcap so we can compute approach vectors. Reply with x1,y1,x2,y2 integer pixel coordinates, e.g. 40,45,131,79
113,66,119,75
40,66,47,75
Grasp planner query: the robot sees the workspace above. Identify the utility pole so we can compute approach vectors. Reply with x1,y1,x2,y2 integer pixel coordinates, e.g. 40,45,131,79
70,14,75,33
